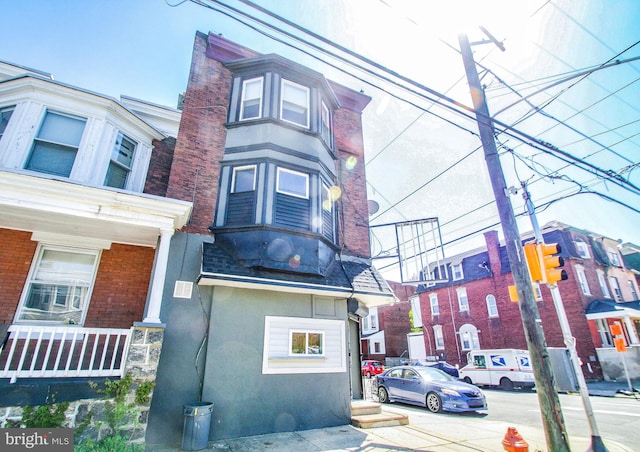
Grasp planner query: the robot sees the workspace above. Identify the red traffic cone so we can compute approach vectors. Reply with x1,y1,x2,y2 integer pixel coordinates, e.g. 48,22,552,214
502,426,529,452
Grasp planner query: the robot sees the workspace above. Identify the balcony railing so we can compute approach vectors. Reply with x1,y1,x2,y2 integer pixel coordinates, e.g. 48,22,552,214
0,325,131,383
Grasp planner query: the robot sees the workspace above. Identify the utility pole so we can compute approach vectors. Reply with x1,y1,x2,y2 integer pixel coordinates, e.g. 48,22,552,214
523,184,608,452
458,31,570,451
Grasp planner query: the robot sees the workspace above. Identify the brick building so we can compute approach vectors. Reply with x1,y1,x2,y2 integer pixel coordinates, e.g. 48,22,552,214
415,222,640,381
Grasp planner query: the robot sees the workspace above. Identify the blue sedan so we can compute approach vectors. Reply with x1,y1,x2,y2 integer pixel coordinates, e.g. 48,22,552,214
374,365,487,413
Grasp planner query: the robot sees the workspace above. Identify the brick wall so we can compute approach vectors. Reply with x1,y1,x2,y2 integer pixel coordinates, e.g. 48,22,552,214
165,33,230,234
0,229,36,324
144,137,176,197
85,244,155,328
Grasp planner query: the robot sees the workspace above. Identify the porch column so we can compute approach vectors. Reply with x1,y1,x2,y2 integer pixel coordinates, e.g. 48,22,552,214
623,316,640,344
143,229,174,324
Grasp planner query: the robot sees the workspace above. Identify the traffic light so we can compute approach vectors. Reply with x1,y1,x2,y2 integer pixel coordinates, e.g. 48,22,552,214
539,242,568,284
523,243,543,282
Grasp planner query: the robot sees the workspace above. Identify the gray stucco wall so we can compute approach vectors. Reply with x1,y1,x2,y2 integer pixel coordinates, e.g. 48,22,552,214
145,232,352,447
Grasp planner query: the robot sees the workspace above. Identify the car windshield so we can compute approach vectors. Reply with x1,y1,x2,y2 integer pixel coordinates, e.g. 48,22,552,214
414,366,454,382
371,362,382,367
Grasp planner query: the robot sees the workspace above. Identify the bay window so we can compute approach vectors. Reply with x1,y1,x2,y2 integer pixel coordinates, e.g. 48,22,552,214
105,132,137,189
280,79,309,128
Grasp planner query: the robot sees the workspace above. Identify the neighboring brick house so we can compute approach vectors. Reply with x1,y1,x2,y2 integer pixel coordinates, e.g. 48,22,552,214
0,60,191,437
144,32,395,446
415,222,640,382
360,281,413,364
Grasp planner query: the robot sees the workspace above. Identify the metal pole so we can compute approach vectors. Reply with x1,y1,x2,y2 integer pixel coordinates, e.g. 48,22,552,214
459,32,570,452
524,185,608,451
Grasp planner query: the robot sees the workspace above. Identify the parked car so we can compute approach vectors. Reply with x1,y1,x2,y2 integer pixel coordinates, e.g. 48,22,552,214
412,361,460,378
374,365,487,413
361,360,385,378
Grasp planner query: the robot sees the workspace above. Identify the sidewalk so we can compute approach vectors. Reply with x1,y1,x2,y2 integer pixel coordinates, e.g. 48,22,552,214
151,381,638,452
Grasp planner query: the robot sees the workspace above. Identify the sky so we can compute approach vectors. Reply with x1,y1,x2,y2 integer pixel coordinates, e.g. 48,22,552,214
2,0,639,281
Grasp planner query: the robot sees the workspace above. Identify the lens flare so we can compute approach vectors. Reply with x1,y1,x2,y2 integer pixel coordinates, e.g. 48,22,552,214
345,156,357,170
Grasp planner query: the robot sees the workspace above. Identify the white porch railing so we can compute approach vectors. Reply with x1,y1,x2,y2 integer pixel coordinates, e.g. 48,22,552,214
0,325,132,383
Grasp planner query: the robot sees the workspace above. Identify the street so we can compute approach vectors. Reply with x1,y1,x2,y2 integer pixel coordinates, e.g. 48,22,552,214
380,389,639,451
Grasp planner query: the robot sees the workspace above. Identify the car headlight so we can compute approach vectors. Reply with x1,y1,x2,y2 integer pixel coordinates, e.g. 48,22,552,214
441,388,461,397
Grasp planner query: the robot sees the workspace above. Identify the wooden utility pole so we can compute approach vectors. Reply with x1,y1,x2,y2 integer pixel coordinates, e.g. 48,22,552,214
458,31,570,451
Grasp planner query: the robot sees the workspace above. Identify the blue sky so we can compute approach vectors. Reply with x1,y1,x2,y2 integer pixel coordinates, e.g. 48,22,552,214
2,0,640,279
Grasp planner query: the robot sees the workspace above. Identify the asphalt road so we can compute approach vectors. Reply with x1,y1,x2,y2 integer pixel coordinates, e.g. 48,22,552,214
382,388,639,451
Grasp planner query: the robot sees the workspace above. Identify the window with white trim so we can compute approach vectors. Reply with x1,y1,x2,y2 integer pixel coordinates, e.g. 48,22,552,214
0,106,14,141
26,111,86,177
575,265,591,295
105,132,137,189
609,277,623,301
596,319,613,347
486,294,499,318
240,77,263,120
459,324,480,350
280,79,309,128
321,101,331,144
596,270,611,298
16,245,99,324
290,330,324,356
451,263,464,280
433,325,444,349
276,167,309,198
457,287,469,312
629,280,638,300
574,240,590,258
231,165,256,193
429,293,439,316
608,247,621,266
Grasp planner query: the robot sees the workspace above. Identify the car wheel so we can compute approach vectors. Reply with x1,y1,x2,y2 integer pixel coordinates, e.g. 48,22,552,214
425,392,442,413
463,376,472,384
378,387,389,403
500,377,514,391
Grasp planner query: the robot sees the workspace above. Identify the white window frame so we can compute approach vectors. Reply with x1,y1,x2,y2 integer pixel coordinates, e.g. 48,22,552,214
609,277,623,301
289,330,324,356
276,167,309,199
0,105,15,141
239,77,263,121
320,101,331,144
457,287,469,312
486,294,499,318
25,110,86,178
628,280,639,300
262,316,345,374
105,131,137,189
15,244,100,325
459,324,480,351
429,293,439,316
596,319,613,347
451,263,464,281
575,265,591,295
231,165,257,193
608,247,621,266
596,270,611,298
574,240,590,259
433,325,445,349
280,79,310,128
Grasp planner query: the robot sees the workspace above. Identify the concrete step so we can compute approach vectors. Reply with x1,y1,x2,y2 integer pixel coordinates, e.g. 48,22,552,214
350,401,409,428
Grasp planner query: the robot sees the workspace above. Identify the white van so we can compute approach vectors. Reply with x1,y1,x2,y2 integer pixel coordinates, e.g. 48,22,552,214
458,349,535,391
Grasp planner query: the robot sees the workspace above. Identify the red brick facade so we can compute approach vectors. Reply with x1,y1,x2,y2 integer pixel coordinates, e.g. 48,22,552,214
0,229,37,324
144,137,176,197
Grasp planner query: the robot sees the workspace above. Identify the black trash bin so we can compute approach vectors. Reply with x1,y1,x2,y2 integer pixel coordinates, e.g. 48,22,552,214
181,401,214,451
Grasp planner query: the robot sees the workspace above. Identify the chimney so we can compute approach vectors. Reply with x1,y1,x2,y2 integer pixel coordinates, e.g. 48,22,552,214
484,230,501,275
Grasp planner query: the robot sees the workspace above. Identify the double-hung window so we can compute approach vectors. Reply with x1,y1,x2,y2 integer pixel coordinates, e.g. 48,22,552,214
320,101,331,144
0,106,14,141
576,265,591,295
608,248,621,266
451,263,464,280
486,294,499,318
26,111,86,177
433,325,444,349
290,330,323,356
240,77,263,120
574,240,590,258
457,287,469,312
280,79,309,128
597,270,611,298
105,132,137,189
429,293,439,316
232,165,256,193
17,246,99,324
609,277,623,301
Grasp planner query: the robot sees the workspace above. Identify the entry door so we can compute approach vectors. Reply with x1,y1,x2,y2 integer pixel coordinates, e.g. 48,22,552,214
349,317,363,399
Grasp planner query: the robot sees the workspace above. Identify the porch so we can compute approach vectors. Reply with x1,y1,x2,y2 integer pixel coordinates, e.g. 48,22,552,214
0,324,131,384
